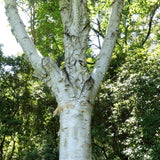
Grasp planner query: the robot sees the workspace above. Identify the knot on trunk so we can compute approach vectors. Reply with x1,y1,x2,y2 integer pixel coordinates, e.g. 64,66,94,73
53,103,74,117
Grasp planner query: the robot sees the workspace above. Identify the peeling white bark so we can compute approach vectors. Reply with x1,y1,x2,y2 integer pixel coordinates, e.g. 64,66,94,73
4,0,66,99
59,0,90,96
4,0,43,76
4,0,124,159
59,101,92,160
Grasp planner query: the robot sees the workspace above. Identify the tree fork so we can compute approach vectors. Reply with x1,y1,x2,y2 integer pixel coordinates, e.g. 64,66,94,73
4,0,124,159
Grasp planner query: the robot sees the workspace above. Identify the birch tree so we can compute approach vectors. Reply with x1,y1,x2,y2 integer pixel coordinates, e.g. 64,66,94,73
4,0,124,159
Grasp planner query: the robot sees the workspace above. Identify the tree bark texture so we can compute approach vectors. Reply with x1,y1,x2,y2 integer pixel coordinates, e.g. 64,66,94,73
59,101,92,160
4,0,124,159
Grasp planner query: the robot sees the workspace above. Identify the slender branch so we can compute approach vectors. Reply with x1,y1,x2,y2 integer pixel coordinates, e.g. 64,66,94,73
97,19,102,49
30,1,36,44
0,135,5,159
142,2,160,46
93,143,109,159
89,0,124,103
89,43,101,50
91,21,105,38
87,61,95,65
91,27,103,49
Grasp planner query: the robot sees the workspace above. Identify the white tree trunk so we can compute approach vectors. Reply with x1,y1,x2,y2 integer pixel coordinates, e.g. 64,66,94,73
4,0,124,159
59,101,92,160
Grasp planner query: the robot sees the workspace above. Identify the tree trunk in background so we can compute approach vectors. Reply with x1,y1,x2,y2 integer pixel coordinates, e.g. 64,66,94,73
4,0,124,159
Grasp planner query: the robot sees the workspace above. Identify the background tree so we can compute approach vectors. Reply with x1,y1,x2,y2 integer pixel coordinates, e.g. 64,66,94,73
0,46,59,160
90,0,160,159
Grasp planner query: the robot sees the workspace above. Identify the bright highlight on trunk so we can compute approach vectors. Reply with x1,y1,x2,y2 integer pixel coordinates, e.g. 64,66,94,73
59,102,92,160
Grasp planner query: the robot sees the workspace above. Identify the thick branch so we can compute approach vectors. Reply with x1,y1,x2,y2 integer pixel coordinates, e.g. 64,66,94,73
4,0,63,96
90,0,124,103
4,0,44,75
59,0,89,61
59,0,90,97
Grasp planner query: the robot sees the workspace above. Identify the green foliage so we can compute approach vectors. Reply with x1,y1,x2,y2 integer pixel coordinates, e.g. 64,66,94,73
90,0,160,158
92,49,160,159
0,48,59,159
30,0,64,65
